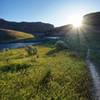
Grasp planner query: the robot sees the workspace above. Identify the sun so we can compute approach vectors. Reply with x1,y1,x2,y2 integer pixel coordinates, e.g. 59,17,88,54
67,15,83,28
72,18,83,28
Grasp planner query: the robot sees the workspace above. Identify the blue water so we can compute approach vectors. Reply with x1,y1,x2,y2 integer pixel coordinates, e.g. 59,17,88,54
0,36,60,50
0,42,40,50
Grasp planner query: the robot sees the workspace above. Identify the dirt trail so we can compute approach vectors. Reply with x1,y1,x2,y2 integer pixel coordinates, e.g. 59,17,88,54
86,49,100,100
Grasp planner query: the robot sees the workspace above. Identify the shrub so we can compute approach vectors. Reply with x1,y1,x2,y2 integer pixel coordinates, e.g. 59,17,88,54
55,40,68,50
25,46,39,61
25,46,38,56
0,63,31,72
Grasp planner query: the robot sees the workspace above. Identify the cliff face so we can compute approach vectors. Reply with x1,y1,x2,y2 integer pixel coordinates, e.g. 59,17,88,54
83,12,100,28
0,19,54,34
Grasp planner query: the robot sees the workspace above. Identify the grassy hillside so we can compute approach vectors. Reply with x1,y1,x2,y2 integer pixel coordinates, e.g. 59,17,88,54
0,29,34,42
0,44,92,100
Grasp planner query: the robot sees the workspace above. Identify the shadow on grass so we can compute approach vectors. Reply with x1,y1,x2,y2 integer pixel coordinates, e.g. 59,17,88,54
38,69,52,90
46,49,58,56
40,70,51,85
0,63,32,72
46,48,68,57
41,40,56,48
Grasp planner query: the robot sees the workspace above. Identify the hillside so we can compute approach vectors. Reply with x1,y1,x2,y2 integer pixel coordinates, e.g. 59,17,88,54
46,24,73,36
83,12,100,28
0,29,34,42
0,12,100,37
47,12,100,36
0,44,92,100
82,12,100,52
0,19,54,35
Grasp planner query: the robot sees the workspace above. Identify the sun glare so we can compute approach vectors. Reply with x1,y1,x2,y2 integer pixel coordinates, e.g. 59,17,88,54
67,15,83,28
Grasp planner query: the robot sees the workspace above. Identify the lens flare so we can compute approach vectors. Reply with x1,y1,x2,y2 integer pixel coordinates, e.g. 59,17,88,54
67,15,83,28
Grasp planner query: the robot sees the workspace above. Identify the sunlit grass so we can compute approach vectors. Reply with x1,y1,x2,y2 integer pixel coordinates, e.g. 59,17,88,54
0,45,92,100
0,29,34,42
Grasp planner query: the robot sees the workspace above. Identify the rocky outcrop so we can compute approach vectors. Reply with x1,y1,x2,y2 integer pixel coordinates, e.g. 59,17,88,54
83,12,100,28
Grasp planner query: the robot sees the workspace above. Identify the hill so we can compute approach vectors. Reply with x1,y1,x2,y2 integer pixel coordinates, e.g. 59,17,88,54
0,19,54,35
47,12,100,36
0,29,34,42
83,12,100,28
0,12,100,37
46,24,73,36
82,12,100,49
0,44,91,100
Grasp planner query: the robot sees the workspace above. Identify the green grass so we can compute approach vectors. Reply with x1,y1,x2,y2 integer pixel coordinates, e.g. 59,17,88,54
0,29,34,42
0,45,91,100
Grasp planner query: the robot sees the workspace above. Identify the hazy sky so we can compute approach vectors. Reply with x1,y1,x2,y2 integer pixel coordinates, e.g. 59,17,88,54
0,0,100,26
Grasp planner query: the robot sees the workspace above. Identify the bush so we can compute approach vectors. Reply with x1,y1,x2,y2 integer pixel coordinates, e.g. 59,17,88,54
55,40,68,50
25,46,39,61
25,46,38,56
0,63,31,72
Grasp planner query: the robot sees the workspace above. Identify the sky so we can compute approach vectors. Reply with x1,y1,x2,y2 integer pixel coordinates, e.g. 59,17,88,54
0,0,100,26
